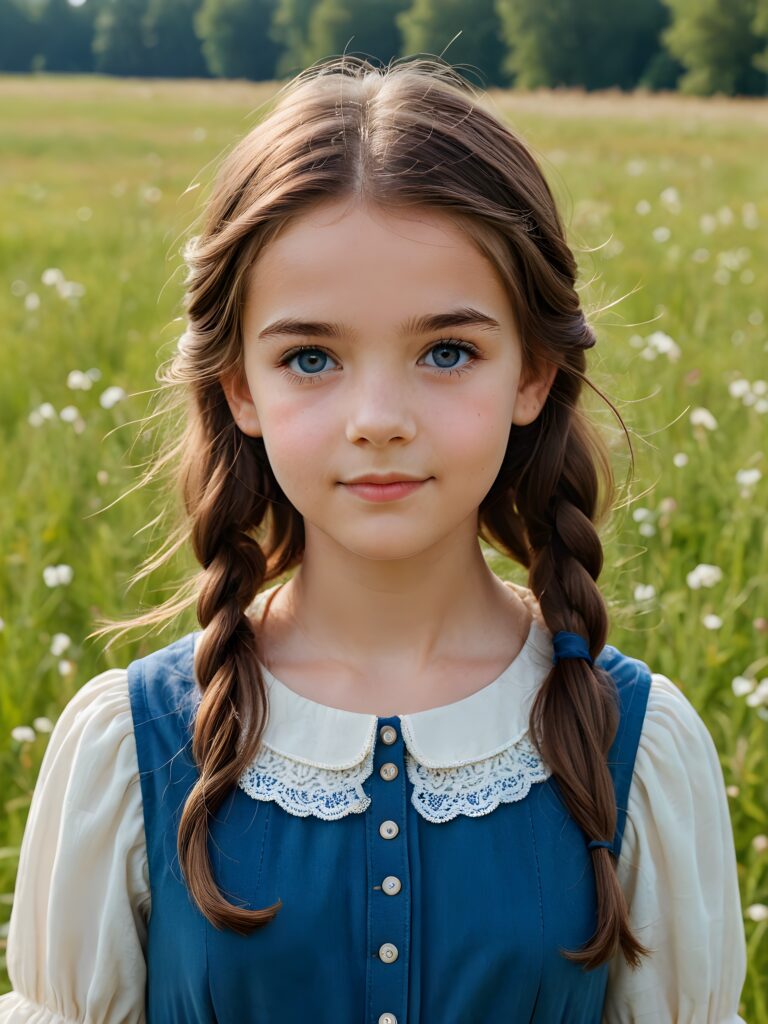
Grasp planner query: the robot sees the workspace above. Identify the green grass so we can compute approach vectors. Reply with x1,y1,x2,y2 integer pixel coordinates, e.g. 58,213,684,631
1,73,766,1018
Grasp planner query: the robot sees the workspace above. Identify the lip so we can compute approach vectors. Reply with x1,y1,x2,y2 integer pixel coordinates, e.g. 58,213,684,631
343,479,429,503
344,473,428,485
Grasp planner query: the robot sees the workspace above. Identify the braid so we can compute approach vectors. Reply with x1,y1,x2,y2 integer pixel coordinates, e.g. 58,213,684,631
176,414,284,934
484,395,652,971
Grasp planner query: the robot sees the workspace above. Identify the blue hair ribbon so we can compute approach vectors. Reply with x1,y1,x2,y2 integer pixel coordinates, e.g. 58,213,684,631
551,630,594,666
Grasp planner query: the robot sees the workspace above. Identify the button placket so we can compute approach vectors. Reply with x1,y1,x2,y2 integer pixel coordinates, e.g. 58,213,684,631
365,716,409,1024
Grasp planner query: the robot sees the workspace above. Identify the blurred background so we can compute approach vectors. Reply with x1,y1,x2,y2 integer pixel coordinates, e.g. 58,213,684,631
1,0,767,1017
1,0,768,93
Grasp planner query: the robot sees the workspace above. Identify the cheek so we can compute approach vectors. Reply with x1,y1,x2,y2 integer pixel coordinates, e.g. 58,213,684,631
427,386,512,472
259,397,334,483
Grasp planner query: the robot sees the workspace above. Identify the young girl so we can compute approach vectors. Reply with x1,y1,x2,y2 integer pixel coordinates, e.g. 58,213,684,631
1,56,747,1023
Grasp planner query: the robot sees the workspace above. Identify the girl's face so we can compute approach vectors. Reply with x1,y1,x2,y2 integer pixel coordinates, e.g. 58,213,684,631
222,198,556,562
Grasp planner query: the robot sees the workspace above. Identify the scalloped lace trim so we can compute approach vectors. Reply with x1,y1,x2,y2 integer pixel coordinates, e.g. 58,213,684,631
236,733,551,823
406,734,551,822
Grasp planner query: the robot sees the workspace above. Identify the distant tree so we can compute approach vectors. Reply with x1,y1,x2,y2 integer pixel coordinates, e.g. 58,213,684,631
397,0,509,87
38,0,96,72
143,0,210,77
0,0,38,70
93,0,155,76
661,0,767,94
269,0,317,78
195,0,281,79
496,0,670,91
303,0,409,69
753,0,768,74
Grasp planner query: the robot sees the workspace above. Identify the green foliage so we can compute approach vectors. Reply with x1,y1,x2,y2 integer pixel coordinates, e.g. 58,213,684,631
303,0,409,70
397,0,509,87
143,0,210,78
269,0,317,77
661,0,768,95
0,75,766,1017
195,0,282,79
93,0,155,76
495,0,670,90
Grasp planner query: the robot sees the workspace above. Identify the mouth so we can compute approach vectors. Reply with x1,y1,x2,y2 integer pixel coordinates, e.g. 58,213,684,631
342,479,430,502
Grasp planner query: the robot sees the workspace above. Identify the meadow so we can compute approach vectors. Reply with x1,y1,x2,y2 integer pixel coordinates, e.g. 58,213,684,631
1,74,766,1017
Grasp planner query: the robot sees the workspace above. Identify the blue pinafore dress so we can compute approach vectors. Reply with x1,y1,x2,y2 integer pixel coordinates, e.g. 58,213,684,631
127,631,651,1024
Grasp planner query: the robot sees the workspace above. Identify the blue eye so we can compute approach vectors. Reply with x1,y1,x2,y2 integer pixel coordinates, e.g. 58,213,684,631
277,339,481,385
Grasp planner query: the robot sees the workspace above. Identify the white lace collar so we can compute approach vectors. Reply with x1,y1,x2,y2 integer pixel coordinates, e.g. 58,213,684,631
193,583,557,822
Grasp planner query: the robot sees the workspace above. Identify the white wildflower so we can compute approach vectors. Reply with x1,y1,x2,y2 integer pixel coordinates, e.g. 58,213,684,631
746,904,768,922
690,407,718,430
41,268,65,287
736,468,761,489
32,717,53,733
99,386,126,409
59,405,79,423
635,200,651,215
24,292,41,311
634,584,656,601
731,676,755,697
58,659,74,676
11,726,36,743
638,523,656,537
42,564,74,587
752,835,768,854
652,226,671,243
746,679,768,708
686,564,723,590
702,614,722,630
50,632,71,656
673,452,689,468
67,369,92,390
729,379,751,399
645,330,681,361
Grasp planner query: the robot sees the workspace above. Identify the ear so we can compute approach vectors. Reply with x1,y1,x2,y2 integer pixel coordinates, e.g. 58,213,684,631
511,358,559,426
219,365,262,437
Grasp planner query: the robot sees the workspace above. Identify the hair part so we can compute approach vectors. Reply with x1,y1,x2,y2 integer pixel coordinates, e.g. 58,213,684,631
90,54,649,970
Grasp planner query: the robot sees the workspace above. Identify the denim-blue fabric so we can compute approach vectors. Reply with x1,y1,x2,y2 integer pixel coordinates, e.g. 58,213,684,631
127,631,651,1024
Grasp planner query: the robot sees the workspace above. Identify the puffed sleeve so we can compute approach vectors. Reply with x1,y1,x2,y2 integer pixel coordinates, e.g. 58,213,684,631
603,672,747,1023
0,669,149,1022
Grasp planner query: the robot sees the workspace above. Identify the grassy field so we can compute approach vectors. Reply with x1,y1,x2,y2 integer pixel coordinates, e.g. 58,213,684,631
1,73,767,1017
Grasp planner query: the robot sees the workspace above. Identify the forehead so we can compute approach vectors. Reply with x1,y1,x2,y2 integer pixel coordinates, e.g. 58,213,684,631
244,198,513,324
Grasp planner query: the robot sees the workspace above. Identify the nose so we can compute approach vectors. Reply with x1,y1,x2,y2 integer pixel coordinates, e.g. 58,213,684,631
344,368,417,446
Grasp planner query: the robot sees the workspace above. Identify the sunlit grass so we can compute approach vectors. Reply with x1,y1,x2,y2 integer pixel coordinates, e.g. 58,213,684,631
1,74,766,1018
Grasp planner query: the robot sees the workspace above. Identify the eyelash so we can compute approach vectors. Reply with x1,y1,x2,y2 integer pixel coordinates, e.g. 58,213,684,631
276,339,482,385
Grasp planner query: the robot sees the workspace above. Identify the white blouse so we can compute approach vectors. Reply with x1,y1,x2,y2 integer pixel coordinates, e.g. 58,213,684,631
0,608,747,1022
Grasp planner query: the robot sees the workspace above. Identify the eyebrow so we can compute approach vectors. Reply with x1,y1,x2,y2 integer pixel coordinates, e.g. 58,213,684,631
256,305,502,342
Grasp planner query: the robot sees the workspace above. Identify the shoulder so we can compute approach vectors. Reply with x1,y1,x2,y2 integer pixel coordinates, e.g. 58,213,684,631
126,630,201,726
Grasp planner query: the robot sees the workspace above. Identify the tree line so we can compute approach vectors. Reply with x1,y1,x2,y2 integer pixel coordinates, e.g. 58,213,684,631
1,0,767,96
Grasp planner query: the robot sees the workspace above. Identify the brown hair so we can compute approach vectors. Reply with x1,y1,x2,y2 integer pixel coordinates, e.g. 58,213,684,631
91,54,650,971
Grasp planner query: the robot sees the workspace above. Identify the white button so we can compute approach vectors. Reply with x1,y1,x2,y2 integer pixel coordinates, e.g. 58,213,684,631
382,875,401,895
380,762,398,781
379,725,398,745
378,942,399,962
379,1014,398,1024
379,820,399,839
